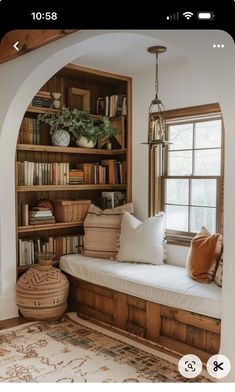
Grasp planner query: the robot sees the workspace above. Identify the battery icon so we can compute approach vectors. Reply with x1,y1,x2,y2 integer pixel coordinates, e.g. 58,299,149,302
197,12,214,20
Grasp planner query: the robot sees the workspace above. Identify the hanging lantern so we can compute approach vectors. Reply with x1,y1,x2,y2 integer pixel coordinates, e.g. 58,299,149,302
142,46,169,146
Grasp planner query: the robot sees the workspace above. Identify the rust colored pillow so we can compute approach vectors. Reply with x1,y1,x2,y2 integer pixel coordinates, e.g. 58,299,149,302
186,227,222,283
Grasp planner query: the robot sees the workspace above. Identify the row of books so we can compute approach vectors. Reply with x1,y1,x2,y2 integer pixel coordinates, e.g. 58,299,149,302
96,94,127,117
18,235,83,267
17,160,127,186
18,118,41,145
17,162,70,186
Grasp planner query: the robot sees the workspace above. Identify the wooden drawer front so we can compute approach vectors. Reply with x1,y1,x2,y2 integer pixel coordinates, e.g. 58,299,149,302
205,331,220,354
161,317,187,343
160,305,221,354
160,305,221,334
126,296,146,337
186,325,206,351
76,284,115,324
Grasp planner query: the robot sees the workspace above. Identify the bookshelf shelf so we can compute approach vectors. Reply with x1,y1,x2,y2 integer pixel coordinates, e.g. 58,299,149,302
16,63,132,274
17,184,127,192
26,106,59,114
18,221,83,233
17,144,126,155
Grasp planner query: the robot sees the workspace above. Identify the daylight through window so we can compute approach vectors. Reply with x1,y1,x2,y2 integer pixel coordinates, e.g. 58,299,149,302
162,107,223,243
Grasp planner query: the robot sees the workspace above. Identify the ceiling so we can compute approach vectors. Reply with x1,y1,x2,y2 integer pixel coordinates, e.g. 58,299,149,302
72,32,182,75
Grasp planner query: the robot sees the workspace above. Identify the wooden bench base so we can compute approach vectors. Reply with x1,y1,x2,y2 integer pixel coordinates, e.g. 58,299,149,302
66,274,221,362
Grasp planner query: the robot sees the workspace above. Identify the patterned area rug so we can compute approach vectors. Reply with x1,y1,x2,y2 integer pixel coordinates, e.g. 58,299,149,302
0,313,209,383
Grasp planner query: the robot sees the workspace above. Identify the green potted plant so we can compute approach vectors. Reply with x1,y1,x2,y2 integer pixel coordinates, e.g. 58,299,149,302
38,107,71,147
38,108,118,149
98,116,118,149
68,109,100,148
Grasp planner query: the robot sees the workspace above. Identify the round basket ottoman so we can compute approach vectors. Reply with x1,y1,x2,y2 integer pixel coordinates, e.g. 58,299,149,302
16,253,69,320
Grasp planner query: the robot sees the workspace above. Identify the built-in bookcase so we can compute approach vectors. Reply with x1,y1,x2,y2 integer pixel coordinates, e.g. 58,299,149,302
15,63,132,274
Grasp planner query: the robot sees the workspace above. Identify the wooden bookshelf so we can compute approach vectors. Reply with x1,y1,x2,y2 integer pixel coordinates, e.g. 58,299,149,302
16,63,132,274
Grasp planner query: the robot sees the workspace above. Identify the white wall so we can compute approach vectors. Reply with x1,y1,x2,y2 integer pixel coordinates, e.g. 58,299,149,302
0,29,235,380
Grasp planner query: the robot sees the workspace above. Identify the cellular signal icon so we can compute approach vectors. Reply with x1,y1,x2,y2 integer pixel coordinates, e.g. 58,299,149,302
183,11,194,20
166,12,179,21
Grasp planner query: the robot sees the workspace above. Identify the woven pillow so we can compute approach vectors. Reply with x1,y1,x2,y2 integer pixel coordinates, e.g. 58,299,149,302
83,203,134,259
186,227,223,283
214,256,223,287
116,211,166,265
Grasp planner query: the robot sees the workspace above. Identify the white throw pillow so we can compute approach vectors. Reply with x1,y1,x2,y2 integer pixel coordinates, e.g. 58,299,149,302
116,211,165,265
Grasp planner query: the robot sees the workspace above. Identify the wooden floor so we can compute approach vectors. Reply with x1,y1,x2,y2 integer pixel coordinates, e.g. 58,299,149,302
0,316,28,330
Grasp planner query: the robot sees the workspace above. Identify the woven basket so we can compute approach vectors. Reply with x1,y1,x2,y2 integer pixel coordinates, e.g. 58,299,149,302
54,200,91,222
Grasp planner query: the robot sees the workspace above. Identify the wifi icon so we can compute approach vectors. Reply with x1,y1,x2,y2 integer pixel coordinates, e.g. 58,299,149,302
183,11,194,20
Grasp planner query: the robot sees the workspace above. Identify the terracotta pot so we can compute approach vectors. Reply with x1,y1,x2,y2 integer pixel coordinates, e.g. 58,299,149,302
16,255,69,320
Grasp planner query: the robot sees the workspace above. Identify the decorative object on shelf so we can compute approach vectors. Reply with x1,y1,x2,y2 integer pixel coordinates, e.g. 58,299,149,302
37,199,55,214
38,107,71,147
51,129,70,147
51,92,62,109
142,46,170,146
54,199,91,222
98,116,118,150
16,252,69,320
68,109,100,148
76,136,96,148
68,87,90,112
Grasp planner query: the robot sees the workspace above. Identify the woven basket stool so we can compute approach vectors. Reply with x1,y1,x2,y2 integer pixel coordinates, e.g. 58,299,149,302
16,254,69,320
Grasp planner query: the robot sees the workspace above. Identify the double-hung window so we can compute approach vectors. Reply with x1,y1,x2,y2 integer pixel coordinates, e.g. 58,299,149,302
162,105,224,244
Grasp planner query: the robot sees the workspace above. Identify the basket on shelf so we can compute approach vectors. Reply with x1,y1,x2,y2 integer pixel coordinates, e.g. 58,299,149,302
54,199,91,223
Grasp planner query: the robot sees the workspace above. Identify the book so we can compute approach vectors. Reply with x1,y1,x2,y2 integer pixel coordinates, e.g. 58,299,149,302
22,204,29,226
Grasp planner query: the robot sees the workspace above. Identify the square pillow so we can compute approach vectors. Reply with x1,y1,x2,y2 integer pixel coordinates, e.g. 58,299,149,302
116,211,165,265
214,256,223,287
83,202,134,259
186,226,223,283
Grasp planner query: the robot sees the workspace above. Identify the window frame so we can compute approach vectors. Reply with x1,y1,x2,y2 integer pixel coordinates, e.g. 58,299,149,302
149,103,224,246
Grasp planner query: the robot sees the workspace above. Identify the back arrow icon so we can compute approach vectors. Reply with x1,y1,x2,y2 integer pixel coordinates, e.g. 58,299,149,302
13,41,20,51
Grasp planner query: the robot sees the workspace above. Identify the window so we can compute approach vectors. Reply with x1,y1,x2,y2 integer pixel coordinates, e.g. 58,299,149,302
162,107,223,243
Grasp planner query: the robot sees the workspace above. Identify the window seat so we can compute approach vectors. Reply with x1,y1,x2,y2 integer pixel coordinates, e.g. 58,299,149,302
60,254,221,319
60,254,221,360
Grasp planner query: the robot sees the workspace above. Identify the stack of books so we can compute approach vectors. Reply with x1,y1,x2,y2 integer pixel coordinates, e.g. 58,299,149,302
29,207,55,226
31,91,53,109
69,169,84,184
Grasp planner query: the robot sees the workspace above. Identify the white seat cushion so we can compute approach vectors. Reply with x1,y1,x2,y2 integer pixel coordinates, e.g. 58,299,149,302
60,254,222,319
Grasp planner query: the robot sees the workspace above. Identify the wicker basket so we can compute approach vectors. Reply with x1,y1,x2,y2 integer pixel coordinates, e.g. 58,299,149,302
54,200,91,222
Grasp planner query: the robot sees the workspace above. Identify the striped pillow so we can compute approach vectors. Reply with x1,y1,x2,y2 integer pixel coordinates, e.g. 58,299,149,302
83,203,134,259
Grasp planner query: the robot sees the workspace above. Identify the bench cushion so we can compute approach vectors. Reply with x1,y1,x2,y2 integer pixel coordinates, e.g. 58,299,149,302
59,254,222,319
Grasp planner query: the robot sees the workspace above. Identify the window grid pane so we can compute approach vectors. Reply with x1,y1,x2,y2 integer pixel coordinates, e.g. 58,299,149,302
164,118,222,235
